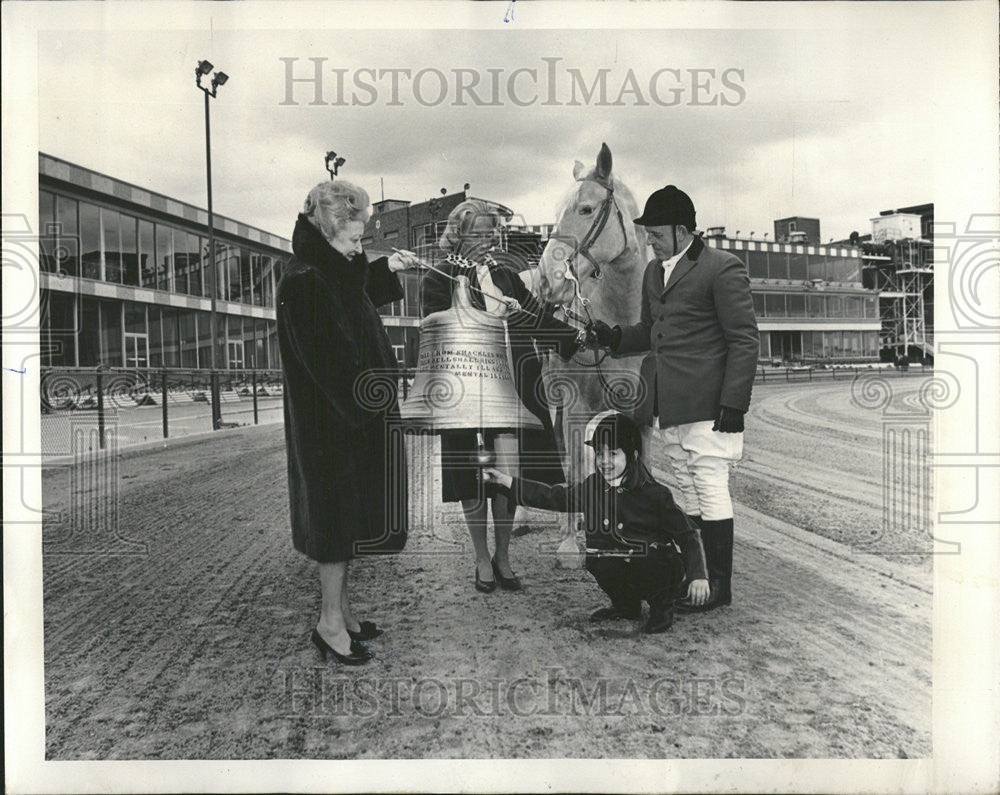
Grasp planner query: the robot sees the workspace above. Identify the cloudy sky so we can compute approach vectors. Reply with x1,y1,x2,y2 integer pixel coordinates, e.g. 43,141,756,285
33,5,986,243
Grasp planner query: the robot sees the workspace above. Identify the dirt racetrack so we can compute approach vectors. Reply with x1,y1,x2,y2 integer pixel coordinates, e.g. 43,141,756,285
41,377,932,759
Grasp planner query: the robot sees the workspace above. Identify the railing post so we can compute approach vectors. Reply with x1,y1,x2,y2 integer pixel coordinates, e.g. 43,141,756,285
211,370,221,429
96,371,106,450
162,369,169,438
252,370,259,425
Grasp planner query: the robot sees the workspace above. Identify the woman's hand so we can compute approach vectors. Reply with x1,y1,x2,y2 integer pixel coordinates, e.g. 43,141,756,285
481,468,513,490
686,578,711,606
388,249,421,272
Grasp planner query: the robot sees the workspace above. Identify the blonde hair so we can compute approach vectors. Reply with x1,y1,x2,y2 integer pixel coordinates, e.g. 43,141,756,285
438,199,510,252
302,180,371,241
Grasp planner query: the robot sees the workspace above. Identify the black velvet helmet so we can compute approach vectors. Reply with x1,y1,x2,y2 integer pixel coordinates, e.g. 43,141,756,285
584,412,642,459
634,185,696,230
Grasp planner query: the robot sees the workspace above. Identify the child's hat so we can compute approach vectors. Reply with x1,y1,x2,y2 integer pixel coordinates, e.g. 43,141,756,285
584,412,642,458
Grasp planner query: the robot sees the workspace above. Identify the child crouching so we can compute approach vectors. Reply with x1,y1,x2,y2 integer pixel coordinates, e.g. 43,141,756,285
484,413,710,633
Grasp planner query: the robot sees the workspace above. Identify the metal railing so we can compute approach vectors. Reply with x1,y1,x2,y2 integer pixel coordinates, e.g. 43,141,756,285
40,366,286,452
754,363,933,384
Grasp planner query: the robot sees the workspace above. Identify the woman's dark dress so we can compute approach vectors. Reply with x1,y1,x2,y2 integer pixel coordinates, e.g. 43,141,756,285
420,255,577,502
277,215,408,562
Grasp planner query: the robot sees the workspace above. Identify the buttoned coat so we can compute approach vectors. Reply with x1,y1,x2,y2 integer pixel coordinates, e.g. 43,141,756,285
277,215,408,562
616,235,759,427
511,470,708,583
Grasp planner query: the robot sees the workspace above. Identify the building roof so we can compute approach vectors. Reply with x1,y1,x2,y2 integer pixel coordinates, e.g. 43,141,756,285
39,152,292,253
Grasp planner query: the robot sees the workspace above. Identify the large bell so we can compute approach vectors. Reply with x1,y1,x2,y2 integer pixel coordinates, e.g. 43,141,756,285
401,275,542,431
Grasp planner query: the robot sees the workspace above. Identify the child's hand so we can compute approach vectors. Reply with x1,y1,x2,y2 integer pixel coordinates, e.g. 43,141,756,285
686,578,710,606
481,468,512,490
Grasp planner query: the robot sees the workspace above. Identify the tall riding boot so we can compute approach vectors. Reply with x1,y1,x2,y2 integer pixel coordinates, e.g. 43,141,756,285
676,517,733,613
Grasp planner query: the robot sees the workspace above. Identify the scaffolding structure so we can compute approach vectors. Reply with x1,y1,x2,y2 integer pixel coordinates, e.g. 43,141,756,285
862,236,934,360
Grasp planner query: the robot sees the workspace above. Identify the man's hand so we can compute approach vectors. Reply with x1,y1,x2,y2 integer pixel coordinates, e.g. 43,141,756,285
589,320,621,350
388,249,421,272
557,329,587,361
712,405,745,433
686,578,710,606
481,468,513,490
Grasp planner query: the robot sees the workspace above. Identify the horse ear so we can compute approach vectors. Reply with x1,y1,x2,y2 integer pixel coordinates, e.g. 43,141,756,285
572,160,585,180
595,142,613,183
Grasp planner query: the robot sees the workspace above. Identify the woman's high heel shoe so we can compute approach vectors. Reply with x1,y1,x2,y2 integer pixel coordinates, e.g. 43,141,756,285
347,620,383,642
311,629,372,665
491,557,523,591
475,566,497,593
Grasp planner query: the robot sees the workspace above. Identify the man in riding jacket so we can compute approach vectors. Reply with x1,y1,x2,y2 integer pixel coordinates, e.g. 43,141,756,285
591,185,759,613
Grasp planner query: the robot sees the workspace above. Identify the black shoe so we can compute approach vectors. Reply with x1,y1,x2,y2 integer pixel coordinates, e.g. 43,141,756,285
311,629,372,665
475,566,497,593
643,603,675,634
491,557,523,591
347,620,383,642
589,605,641,622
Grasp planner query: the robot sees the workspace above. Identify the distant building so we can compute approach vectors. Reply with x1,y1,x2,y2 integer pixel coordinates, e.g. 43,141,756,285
705,226,880,363
774,216,821,246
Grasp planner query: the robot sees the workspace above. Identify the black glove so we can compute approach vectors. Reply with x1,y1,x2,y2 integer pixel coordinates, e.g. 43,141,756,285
712,405,745,433
589,320,621,350
557,329,585,361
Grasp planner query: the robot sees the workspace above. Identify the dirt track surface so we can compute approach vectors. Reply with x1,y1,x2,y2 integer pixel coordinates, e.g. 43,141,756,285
41,379,932,759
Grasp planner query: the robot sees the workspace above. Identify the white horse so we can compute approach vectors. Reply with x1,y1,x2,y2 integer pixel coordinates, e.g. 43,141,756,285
534,143,649,482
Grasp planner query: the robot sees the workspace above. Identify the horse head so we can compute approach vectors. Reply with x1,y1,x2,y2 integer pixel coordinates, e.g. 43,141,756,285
537,143,646,323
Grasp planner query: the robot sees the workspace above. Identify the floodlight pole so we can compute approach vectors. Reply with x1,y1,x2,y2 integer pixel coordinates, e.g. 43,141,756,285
197,61,224,428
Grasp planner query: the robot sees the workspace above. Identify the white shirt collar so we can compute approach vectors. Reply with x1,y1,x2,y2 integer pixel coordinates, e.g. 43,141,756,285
603,472,626,487
662,238,694,271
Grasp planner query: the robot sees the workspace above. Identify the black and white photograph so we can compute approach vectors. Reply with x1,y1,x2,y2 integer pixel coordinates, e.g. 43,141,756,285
3,2,999,793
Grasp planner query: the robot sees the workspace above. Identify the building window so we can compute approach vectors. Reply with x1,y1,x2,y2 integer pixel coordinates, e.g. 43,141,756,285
807,294,825,317
260,255,275,308
752,292,766,317
768,253,789,280
100,299,123,365
120,214,139,286
79,296,101,366
124,302,148,368
40,289,77,366
38,191,56,273
162,310,180,367
240,247,253,305
764,294,786,317
56,195,80,276
139,220,156,288
786,294,806,317
197,310,214,368
788,253,808,281
102,208,123,284
251,253,264,307
255,318,268,369
746,250,768,280
180,311,198,368
185,232,203,297
827,295,844,318
80,202,102,280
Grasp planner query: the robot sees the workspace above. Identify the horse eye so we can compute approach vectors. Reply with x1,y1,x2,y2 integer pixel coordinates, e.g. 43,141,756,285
579,206,594,216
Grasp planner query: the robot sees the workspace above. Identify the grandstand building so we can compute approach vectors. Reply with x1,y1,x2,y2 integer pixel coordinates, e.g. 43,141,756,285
37,153,288,372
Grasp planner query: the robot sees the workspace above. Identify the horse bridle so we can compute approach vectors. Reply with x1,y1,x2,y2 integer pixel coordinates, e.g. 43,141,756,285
561,177,630,297
551,177,630,373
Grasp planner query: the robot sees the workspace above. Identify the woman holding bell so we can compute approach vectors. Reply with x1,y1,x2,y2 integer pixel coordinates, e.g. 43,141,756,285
420,199,582,592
